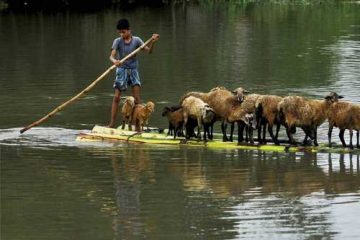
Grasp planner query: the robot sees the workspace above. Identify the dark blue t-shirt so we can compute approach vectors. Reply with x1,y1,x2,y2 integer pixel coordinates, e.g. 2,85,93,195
112,36,144,69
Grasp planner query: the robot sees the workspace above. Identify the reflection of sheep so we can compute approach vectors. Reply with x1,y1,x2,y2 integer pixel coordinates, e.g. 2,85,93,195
161,105,184,139
278,92,341,146
227,94,261,144
181,96,216,142
180,86,249,141
132,101,155,132
327,100,360,148
121,96,136,130
255,95,283,145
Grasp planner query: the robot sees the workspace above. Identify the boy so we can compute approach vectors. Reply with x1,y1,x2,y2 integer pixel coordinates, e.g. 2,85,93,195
108,18,159,128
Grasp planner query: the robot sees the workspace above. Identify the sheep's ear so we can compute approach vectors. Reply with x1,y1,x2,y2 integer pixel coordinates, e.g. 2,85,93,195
325,96,331,100
243,90,250,94
338,95,344,99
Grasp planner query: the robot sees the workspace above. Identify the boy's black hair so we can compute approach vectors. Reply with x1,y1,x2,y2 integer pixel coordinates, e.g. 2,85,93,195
117,19,130,30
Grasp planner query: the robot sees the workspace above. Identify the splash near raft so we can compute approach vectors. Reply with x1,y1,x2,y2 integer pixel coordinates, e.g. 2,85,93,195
76,125,360,154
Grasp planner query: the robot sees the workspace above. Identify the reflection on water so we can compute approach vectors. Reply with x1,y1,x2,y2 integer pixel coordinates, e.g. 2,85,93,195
1,136,360,239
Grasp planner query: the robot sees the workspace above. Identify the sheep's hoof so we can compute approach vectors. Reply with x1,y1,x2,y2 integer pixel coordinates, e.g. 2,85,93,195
180,139,188,144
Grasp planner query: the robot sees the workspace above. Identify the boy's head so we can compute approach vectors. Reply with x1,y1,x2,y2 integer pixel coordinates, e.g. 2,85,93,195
117,18,130,30
117,18,131,38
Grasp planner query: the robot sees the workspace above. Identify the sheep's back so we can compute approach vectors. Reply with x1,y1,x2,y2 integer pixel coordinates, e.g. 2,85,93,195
329,102,360,129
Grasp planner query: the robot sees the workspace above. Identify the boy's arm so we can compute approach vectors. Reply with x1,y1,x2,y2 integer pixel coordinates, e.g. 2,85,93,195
110,49,122,66
143,33,160,54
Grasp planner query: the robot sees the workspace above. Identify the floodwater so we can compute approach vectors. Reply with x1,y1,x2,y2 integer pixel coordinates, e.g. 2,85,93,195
1,2,360,239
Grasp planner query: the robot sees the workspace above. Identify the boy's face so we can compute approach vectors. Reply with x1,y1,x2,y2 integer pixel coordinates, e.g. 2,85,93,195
118,29,131,39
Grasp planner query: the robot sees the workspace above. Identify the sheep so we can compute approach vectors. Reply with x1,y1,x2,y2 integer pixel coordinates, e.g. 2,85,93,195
227,94,261,144
179,86,249,141
327,100,360,148
255,95,283,145
121,96,136,130
131,101,155,132
181,96,216,142
161,105,184,139
277,92,342,146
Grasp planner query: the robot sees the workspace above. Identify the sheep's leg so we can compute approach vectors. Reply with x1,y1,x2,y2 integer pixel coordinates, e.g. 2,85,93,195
209,123,214,140
249,127,254,144
357,130,359,148
221,121,229,142
173,126,177,139
275,123,280,141
257,124,262,144
121,120,126,130
339,129,346,147
262,122,266,144
328,123,333,147
268,124,278,145
286,125,296,145
203,125,208,142
349,129,354,149
168,123,173,136
237,121,245,143
313,128,319,147
197,117,202,141
229,123,234,142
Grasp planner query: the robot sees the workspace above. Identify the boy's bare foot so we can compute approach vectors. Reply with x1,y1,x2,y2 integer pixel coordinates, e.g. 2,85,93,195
107,123,115,128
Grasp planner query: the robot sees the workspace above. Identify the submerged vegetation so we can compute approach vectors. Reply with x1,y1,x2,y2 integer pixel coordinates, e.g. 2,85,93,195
0,0,345,11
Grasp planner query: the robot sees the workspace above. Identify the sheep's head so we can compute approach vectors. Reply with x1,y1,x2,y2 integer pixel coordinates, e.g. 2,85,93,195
125,96,136,107
243,113,257,129
232,87,250,103
146,101,155,113
161,107,171,116
325,92,343,103
201,104,215,122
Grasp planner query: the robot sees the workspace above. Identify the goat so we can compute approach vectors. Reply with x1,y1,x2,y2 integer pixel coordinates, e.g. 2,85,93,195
132,101,155,132
121,96,136,130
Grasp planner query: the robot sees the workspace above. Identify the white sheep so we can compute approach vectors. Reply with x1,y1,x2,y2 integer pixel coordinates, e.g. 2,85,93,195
181,96,216,142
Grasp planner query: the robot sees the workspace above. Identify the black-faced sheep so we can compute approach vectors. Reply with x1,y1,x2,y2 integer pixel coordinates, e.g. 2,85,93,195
121,96,136,130
277,92,341,146
181,96,216,142
132,101,155,132
255,95,283,145
327,100,360,148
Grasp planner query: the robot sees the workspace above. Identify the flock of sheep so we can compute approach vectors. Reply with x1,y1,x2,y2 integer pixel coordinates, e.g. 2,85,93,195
119,86,360,149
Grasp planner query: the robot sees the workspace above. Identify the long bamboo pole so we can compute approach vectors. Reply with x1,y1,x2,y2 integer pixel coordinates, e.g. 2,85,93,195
20,37,154,134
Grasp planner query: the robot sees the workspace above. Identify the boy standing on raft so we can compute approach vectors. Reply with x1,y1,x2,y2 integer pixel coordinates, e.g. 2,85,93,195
108,18,159,128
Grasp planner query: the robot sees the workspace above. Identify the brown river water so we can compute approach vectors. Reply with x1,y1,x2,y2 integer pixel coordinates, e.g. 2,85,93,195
1,2,360,239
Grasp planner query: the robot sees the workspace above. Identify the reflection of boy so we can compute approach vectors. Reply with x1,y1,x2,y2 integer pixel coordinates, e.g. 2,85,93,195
108,18,159,128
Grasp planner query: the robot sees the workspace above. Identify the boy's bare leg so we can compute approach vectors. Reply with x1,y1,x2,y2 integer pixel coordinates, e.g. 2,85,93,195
108,89,121,128
132,85,141,104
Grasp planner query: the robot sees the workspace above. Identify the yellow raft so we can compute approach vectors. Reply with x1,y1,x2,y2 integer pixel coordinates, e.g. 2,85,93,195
76,125,360,154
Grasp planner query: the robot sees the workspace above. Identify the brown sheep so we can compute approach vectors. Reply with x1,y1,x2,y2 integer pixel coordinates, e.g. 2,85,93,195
132,101,155,132
277,92,341,146
121,96,136,130
255,95,283,145
161,105,184,139
328,100,360,148
227,94,262,144
179,86,249,141
181,96,216,142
